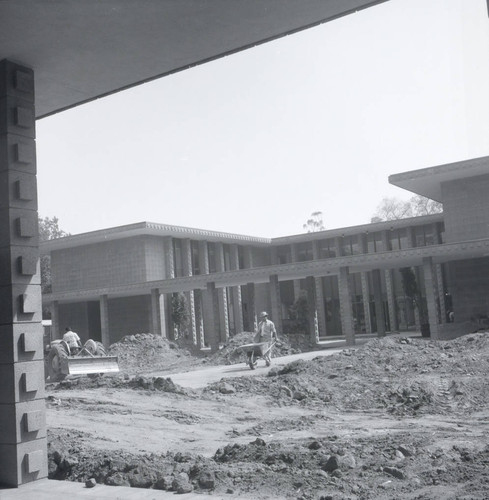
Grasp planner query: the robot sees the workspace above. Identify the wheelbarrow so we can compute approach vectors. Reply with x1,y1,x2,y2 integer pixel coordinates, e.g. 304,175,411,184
238,341,276,370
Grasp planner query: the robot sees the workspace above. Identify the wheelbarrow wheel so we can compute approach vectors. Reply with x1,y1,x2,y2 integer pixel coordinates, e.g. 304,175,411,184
248,351,255,370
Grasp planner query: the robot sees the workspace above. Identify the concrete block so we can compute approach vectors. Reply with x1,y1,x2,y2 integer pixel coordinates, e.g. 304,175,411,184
0,60,35,102
0,134,36,174
0,323,44,364
0,284,42,323
0,360,45,404
0,399,46,444
0,437,47,486
0,246,40,286
0,96,36,138
0,207,39,247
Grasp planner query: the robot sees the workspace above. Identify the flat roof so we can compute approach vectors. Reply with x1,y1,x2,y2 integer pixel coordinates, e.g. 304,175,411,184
0,0,389,118
389,155,489,202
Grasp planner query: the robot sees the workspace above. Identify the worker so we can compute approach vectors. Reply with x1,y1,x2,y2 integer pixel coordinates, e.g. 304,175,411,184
254,311,277,366
63,326,81,353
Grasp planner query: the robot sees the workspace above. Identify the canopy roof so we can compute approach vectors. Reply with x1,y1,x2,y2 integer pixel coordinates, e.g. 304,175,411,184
389,155,489,202
0,0,388,119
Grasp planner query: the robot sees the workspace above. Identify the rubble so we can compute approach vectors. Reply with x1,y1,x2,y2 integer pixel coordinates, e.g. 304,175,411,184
47,332,489,498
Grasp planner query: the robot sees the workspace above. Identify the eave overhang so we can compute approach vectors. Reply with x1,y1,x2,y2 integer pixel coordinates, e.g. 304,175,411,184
389,156,489,202
1,0,389,119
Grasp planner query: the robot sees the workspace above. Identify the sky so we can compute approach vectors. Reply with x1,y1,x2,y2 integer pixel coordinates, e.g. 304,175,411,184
36,0,489,239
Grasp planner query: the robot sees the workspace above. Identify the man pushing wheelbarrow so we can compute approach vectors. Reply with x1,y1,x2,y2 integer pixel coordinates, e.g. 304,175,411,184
240,311,278,369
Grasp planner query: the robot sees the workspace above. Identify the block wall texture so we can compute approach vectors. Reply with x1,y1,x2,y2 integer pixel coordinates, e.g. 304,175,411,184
144,236,167,281
58,303,89,341
442,174,489,243
108,295,151,343
449,257,489,321
51,237,148,292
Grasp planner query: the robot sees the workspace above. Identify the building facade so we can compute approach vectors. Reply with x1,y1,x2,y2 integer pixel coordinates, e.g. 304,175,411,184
42,157,489,349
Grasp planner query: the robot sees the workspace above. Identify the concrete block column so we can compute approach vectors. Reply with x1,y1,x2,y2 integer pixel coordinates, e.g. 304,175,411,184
198,241,210,274
289,244,301,299
338,267,355,345
372,269,386,336
215,243,229,342
423,257,440,339
203,282,218,349
99,294,110,346
164,236,175,279
435,264,447,324
230,244,244,333
243,246,254,269
246,282,257,332
0,59,47,486
50,300,59,339
305,276,320,344
269,274,282,334
311,243,327,338
150,289,167,338
193,289,205,349
182,239,197,345
384,269,398,332
360,272,372,334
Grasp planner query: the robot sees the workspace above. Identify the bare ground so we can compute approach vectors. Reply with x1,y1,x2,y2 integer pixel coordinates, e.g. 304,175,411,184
46,332,489,499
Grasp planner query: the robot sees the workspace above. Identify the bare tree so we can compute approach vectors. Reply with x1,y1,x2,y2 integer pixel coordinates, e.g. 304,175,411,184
371,195,442,222
303,211,325,232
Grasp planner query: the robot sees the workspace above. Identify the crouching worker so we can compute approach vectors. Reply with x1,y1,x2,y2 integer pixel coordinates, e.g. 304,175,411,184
254,311,277,367
63,326,82,354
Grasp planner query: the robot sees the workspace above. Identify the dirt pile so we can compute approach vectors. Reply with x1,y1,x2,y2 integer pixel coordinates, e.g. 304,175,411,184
108,333,196,374
47,332,489,499
205,334,489,416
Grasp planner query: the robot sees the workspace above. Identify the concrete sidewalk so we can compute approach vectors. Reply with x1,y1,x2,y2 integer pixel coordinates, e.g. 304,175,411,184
0,478,247,499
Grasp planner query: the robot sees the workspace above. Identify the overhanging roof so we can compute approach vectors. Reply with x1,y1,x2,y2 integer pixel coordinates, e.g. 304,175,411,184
0,0,389,119
388,155,489,202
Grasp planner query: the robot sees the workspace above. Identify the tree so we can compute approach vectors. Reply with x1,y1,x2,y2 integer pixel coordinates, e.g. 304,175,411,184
303,211,325,232
39,216,70,294
371,195,442,222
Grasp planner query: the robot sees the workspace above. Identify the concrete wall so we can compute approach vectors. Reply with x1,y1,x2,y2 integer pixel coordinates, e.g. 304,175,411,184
51,237,148,292
442,174,489,243
107,295,151,344
144,236,167,281
449,257,489,322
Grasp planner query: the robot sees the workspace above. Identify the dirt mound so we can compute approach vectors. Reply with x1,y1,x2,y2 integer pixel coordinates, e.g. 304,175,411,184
108,333,196,374
205,333,489,416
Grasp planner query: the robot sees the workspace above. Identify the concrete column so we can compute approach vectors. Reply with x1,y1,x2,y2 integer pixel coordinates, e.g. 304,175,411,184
99,294,110,346
338,267,355,345
215,243,229,342
311,242,327,338
435,264,447,324
305,276,320,344
51,300,60,340
0,59,47,486
289,244,301,298
150,288,167,337
360,272,372,334
384,269,398,332
423,257,440,339
194,289,205,349
334,237,342,257
203,282,219,349
198,240,209,274
243,246,254,269
269,274,283,333
182,239,197,345
314,277,327,339
164,236,175,279
372,269,386,336
270,246,278,265
230,245,244,333
246,282,258,332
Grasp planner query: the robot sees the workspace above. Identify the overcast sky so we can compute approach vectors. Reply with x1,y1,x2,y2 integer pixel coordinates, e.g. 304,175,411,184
36,0,489,239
